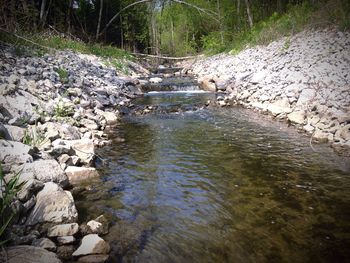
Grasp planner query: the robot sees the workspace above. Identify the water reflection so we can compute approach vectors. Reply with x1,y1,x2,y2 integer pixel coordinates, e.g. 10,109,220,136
76,93,350,263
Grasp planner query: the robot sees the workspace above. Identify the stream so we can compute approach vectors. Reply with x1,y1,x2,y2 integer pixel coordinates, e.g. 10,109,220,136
75,69,350,263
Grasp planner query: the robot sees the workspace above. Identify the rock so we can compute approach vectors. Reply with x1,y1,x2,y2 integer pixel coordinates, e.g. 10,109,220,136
149,77,163,83
23,195,37,213
1,245,61,263
50,139,73,157
17,178,44,202
339,124,350,141
198,76,216,92
56,245,75,261
94,215,109,235
69,139,95,166
81,119,99,130
267,98,292,116
287,111,305,125
0,140,33,165
95,109,118,125
3,125,26,141
78,254,109,263
32,238,57,252
47,223,79,237
312,129,331,143
250,70,268,84
65,166,99,184
72,234,110,257
57,236,76,245
296,89,316,108
26,182,78,225
21,159,68,188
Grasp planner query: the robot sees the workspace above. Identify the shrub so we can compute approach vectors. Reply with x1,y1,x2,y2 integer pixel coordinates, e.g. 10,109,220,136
0,165,24,245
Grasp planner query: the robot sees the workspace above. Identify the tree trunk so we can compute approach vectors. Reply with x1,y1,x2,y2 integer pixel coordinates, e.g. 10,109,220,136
171,18,175,54
217,0,224,45
95,0,103,40
67,0,73,34
40,0,47,22
244,0,253,28
236,0,240,15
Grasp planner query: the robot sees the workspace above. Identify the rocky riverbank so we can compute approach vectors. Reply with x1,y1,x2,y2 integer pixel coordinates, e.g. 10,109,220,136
183,28,350,156
0,44,147,263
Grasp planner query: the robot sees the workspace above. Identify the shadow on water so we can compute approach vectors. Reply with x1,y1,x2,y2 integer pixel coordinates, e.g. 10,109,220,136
75,90,350,263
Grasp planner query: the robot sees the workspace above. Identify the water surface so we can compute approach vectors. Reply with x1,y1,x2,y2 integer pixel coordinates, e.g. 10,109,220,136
76,91,350,263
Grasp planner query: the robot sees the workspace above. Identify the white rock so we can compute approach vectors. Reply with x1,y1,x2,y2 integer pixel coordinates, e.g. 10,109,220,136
0,140,33,165
47,223,79,237
57,236,76,245
149,77,163,83
65,166,99,184
21,159,68,188
26,182,78,225
287,111,305,125
72,234,110,257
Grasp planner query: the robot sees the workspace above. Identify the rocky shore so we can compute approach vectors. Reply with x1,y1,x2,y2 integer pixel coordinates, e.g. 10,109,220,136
183,28,350,156
0,44,147,263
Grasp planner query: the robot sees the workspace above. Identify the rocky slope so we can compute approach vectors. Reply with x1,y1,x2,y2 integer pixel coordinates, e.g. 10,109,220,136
0,44,147,263
183,28,350,155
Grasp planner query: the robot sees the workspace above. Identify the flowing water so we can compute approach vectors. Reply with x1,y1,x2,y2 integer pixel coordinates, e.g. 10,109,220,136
76,75,350,263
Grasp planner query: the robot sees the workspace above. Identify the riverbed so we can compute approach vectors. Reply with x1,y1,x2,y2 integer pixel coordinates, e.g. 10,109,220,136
75,78,350,263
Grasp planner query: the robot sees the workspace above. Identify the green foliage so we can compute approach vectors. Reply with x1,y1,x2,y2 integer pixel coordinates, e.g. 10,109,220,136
55,67,69,83
22,126,46,147
0,165,24,245
108,60,130,75
54,99,74,118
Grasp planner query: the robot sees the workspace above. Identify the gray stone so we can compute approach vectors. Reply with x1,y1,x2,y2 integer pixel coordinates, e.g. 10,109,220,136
48,223,79,237
72,234,110,257
32,238,57,252
3,125,26,141
2,245,61,263
81,119,99,130
57,236,76,245
65,166,99,184
78,254,109,263
26,182,78,225
21,159,68,188
0,140,33,165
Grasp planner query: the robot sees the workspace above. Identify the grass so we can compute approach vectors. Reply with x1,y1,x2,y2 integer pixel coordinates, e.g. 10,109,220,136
54,99,74,118
55,67,69,83
0,164,24,245
22,126,47,147
203,0,349,55
0,30,133,63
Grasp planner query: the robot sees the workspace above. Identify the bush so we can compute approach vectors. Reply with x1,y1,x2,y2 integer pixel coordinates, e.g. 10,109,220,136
0,165,24,245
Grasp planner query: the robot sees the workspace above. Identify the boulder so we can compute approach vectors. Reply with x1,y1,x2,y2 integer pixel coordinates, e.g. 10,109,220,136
72,234,110,257
32,238,57,252
57,236,76,245
3,125,26,141
267,98,292,116
17,178,44,202
78,255,109,263
81,119,99,130
47,223,79,237
0,140,33,165
149,77,163,83
26,182,78,225
95,109,118,125
198,76,216,92
70,139,95,166
65,166,99,184
21,159,68,188
1,245,61,263
287,111,305,125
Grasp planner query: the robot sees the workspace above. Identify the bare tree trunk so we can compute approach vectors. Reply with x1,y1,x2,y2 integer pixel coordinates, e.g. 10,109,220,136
120,14,124,49
67,0,73,34
236,0,240,15
40,0,47,22
217,0,224,45
95,0,103,40
171,18,175,54
244,0,253,28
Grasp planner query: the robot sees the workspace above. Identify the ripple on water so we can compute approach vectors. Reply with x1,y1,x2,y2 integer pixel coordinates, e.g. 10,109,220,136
75,92,350,263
